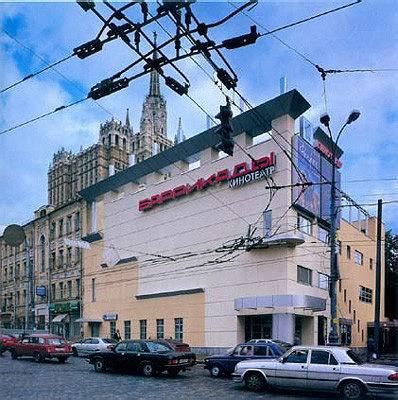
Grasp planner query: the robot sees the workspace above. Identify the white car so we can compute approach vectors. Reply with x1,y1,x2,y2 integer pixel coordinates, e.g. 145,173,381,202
232,345,398,400
72,337,117,357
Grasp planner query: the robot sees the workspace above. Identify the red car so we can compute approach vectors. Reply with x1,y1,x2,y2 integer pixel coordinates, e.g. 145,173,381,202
10,334,73,363
159,338,191,353
0,334,19,354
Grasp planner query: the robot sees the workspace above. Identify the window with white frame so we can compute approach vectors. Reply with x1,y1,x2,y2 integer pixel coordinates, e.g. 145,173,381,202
297,214,312,235
140,319,147,340
175,318,183,341
156,319,164,339
297,265,312,286
359,286,372,303
318,273,329,290
354,250,363,265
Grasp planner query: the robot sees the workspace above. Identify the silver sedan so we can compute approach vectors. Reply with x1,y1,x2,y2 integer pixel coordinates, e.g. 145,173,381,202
232,345,398,400
71,337,117,357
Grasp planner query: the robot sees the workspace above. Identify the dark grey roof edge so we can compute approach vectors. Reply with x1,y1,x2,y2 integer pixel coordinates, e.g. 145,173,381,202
80,89,310,202
136,288,205,300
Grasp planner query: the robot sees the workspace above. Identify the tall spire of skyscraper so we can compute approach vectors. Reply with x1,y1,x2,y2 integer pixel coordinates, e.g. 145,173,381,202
125,108,130,128
149,31,160,97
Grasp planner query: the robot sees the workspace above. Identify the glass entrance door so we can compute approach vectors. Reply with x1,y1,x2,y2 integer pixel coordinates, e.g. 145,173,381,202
244,315,272,341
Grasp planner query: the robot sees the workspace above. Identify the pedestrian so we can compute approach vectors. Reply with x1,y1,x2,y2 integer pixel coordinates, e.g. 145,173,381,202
113,329,122,342
367,336,377,361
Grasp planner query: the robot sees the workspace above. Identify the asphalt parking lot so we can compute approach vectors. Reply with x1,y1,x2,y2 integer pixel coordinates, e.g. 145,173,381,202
0,352,396,400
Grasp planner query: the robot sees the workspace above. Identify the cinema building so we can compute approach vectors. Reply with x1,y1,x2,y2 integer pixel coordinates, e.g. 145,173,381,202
78,90,383,351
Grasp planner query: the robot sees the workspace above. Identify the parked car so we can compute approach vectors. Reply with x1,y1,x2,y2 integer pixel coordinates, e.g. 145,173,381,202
232,345,398,399
87,339,196,377
204,341,284,378
10,334,73,363
248,339,292,352
0,333,19,354
71,337,117,357
158,338,191,353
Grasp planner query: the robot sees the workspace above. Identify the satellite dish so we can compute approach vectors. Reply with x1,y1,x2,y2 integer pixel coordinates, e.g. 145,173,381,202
3,224,26,247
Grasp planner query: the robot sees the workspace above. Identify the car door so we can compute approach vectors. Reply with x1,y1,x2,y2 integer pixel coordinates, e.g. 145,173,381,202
19,337,32,356
80,339,93,355
275,348,309,389
107,341,128,370
90,338,101,353
307,350,341,391
226,345,251,374
123,341,142,372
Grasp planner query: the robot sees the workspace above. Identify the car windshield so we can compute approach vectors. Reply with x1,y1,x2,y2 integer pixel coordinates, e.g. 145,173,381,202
48,338,66,345
346,350,364,365
146,342,172,353
102,338,117,344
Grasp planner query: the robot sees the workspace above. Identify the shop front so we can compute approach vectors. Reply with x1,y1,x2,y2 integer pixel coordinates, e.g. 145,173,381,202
49,300,80,339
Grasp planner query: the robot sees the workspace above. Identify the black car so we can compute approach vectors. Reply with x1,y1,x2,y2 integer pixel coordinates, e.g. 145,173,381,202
204,341,284,377
87,340,196,377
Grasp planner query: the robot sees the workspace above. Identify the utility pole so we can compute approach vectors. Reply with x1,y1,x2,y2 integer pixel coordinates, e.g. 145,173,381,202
374,199,382,355
320,110,361,345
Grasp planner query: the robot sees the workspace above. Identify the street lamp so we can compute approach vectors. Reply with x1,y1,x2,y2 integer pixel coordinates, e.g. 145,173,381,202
320,110,360,345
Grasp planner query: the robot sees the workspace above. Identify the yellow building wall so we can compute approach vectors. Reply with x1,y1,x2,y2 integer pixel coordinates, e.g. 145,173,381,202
337,218,385,347
82,235,205,346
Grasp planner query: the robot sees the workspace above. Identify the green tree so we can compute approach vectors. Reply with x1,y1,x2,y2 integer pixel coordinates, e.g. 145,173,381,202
385,230,398,319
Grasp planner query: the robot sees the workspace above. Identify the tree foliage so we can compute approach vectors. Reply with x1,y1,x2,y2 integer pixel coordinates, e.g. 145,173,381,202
385,230,398,319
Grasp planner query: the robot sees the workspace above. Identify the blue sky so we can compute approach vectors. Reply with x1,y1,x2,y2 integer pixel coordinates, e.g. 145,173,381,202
0,0,397,233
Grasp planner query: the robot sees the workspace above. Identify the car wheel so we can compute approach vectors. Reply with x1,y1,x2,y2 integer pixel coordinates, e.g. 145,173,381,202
11,350,18,360
58,357,67,363
142,362,155,377
210,365,223,378
72,348,78,357
34,352,44,363
340,381,365,400
94,357,106,373
244,372,266,392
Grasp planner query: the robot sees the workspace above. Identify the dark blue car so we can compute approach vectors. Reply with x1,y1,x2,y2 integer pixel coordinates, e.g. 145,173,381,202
204,341,285,377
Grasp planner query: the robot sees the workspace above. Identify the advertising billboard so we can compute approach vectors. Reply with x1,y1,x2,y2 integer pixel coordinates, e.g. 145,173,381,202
292,135,341,226
292,135,321,216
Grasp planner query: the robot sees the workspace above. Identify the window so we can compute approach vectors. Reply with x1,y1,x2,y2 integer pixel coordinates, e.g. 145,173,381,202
91,278,96,302
297,214,312,235
253,346,269,356
369,258,373,270
40,236,46,272
347,245,351,259
58,219,64,238
359,286,372,303
362,329,364,342
66,247,72,265
51,252,56,270
263,210,272,237
310,350,330,365
50,222,56,240
349,300,352,313
51,284,56,301
337,240,342,255
140,320,147,339
110,321,116,338
58,249,64,268
318,273,329,290
124,321,131,340
67,281,72,298
66,215,72,234
357,319,360,333
318,227,329,243
59,282,64,299
353,310,356,324
175,317,183,341
75,212,80,231
285,349,308,363
354,250,363,265
156,319,164,339
338,279,342,293
344,289,347,303
297,266,312,286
